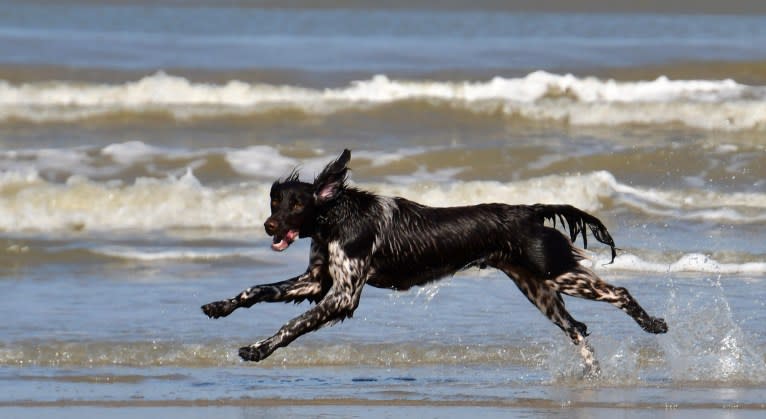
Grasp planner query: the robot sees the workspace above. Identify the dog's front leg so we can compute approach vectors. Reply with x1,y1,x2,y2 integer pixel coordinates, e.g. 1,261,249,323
201,271,323,319
237,291,355,362
240,246,369,362
203,242,328,319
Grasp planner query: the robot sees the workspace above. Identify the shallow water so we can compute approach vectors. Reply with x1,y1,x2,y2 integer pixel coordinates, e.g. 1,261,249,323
1,241,765,412
1,1,766,417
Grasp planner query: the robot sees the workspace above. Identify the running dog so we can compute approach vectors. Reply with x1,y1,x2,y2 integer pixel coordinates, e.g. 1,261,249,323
202,149,667,374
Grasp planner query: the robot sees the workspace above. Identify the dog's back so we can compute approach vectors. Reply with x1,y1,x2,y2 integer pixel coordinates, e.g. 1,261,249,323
364,195,586,290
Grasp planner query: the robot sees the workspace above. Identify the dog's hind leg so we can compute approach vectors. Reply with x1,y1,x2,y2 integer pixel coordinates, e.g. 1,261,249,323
201,271,325,319
546,265,668,334
499,265,600,376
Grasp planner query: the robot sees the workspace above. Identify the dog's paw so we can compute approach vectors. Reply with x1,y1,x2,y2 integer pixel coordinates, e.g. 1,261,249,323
201,300,236,319
643,317,668,334
582,361,602,380
239,343,270,362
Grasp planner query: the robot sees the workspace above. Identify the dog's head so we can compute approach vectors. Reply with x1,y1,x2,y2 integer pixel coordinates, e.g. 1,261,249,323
264,149,351,251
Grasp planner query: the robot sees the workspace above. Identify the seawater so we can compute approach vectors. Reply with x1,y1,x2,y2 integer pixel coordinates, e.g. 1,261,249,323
2,251,765,406
0,1,765,415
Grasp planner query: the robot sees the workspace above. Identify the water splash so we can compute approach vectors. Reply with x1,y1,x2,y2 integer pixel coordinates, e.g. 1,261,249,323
540,275,765,386
658,276,766,384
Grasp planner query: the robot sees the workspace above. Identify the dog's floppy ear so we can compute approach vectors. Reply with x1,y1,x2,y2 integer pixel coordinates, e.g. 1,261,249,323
314,149,351,203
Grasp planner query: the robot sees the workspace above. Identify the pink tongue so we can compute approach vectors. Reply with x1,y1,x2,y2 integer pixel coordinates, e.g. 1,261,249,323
271,239,289,252
271,230,298,252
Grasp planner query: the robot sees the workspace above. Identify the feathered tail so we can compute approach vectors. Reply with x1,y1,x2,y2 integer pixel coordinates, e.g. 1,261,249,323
531,204,617,263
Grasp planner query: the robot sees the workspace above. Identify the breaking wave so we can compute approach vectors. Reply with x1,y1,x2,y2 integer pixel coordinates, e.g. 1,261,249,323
1,71,765,130
2,168,766,234
588,252,766,275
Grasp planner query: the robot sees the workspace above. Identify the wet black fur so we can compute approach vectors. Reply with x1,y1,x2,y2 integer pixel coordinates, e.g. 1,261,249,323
202,149,667,367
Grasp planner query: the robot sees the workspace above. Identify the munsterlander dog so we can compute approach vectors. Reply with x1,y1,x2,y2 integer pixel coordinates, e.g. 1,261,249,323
202,149,667,374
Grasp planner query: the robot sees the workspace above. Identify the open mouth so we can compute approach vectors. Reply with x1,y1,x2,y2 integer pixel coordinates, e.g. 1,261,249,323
271,229,299,252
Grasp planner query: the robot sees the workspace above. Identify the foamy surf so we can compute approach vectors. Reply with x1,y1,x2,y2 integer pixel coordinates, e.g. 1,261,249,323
2,168,766,234
92,246,270,262
1,72,765,130
587,252,766,275
0,168,269,232
0,142,450,182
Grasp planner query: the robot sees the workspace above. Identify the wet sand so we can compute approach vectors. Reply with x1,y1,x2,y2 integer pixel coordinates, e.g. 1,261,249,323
3,396,765,419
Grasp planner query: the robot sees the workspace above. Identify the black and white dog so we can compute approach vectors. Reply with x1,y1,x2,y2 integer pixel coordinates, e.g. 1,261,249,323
202,149,667,374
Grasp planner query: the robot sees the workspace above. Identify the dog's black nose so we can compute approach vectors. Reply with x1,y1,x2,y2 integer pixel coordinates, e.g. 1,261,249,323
264,218,278,235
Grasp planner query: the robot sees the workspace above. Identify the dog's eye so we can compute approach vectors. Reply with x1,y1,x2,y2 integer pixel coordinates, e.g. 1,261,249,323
292,202,304,211
271,199,280,207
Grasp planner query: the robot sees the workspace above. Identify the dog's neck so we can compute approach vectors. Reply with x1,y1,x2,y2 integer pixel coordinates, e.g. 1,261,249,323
312,187,375,242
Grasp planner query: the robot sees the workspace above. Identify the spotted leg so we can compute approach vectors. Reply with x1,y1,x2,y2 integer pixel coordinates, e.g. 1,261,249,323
239,242,370,362
238,289,358,362
499,264,600,376
545,266,668,334
201,271,326,319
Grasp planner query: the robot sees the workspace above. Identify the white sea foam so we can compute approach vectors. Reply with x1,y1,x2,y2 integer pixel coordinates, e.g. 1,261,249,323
93,245,269,262
0,168,270,232
0,142,325,181
224,145,332,179
0,147,121,178
610,179,766,223
589,252,766,274
1,142,195,178
1,72,765,130
367,171,616,212
101,140,168,165
0,167,766,234
352,148,429,168
224,146,439,179
225,145,301,177
3,166,765,236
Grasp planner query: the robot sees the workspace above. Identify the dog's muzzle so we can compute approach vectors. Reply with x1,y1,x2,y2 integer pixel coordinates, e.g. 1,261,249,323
264,218,298,252
271,230,299,251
